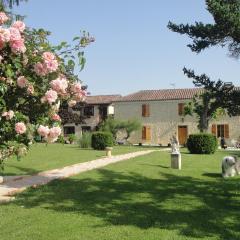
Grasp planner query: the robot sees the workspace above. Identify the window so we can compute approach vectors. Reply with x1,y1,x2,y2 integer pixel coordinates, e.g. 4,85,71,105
64,126,75,135
83,106,94,116
212,124,229,138
142,104,150,117
82,126,91,132
142,126,151,141
178,103,185,116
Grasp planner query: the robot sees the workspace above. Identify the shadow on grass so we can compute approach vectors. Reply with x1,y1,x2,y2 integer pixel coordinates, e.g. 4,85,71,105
0,164,40,176
14,169,240,239
202,172,222,178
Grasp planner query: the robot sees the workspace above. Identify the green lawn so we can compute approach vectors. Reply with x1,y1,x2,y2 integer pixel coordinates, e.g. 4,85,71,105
0,143,153,176
1,149,240,239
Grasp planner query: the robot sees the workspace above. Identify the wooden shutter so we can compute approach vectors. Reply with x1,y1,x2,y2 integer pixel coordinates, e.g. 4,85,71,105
146,104,150,117
142,104,150,117
178,103,185,116
142,126,146,140
212,124,217,136
142,104,146,117
224,124,229,138
146,126,151,141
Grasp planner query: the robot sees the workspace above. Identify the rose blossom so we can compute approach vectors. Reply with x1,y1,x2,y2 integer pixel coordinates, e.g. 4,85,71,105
2,110,14,120
71,83,82,93
17,76,28,88
0,12,9,25
34,62,48,76
50,77,68,94
68,100,77,107
10,39,26,54
43,89,58,104
37,125,49,138
44,59,58,72
47,126,61,143
51,113,61,121
15,122,26,134
11,21,25,32
74,89,87,101
42,52,56,62
0,27,10,42
9,27,21,41
27,84,34,95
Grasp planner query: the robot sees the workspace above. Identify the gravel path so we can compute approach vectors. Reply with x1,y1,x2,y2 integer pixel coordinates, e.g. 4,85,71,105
0,149,160,203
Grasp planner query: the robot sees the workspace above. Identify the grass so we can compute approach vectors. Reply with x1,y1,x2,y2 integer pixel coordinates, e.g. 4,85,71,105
0,143,154,176
1,149,240,239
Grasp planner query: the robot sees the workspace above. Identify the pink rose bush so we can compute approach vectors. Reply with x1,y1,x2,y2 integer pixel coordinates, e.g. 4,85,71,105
0,11,93,163
15,122,27,134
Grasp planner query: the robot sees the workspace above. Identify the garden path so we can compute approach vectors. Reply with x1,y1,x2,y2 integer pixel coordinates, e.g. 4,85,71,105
0,149,169,203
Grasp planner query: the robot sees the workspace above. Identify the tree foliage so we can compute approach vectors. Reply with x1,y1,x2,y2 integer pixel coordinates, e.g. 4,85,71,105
183,68,233,132
98,117,141,141
168,0,240,131
168,0,240,58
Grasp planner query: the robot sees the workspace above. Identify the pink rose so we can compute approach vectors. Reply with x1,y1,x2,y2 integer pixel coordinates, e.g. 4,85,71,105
37,125,49,137
68,100,77,107
0,27,10,42
11,21,25,32
34,62,48,76
43,89,58,104
9,27,21,41
17,76,28,88
27,84,34,95
50,77,68,95
71,83,82,93
2,110,14,120
51,113,61,121
47,126,61,143
15,122,26,134
10,39,26,54
73,89,87,101
42,52,55,62
44,59,58,73
0,12,9,25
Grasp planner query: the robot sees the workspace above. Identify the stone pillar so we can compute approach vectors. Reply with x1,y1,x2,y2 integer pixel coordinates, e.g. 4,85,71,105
105,147,113,157
0,176,3,184
171,153,181,170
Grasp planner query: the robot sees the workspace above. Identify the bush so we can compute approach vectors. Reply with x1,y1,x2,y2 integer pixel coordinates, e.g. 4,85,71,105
187,133,217,154
57,135,65,145
79,132,92,148
91,132,113,150
68,134,77,144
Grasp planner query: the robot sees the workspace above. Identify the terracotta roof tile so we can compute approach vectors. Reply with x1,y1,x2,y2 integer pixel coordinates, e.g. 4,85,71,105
116,88,203,102
85,95,122,104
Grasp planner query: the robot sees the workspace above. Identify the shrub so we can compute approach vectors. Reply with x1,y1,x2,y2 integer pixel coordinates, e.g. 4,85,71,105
79,132,92,148
187,133,217,154
57,135,65,145
68,134,77,144
91,132,113,150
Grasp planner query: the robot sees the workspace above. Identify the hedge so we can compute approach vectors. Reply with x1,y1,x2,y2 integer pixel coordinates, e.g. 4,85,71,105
187,133,218,154
91,132,113,150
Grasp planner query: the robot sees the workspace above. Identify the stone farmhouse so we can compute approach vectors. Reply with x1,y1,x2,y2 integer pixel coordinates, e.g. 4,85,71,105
113,88,240,146
59,95,121,137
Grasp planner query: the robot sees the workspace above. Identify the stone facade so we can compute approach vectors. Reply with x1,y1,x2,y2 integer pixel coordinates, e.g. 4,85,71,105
114,99,240,146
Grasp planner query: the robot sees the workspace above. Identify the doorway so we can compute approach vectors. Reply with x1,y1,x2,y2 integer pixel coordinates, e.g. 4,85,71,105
178,126,188,145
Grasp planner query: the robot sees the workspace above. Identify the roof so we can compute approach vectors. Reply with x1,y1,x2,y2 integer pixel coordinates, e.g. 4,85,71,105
116,88,203,102
85,95,122,105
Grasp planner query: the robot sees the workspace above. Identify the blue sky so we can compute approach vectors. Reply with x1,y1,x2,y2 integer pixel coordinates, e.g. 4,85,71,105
14,0,239,96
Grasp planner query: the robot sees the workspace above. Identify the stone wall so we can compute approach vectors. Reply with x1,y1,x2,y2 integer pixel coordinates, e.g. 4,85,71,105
114,100,240,146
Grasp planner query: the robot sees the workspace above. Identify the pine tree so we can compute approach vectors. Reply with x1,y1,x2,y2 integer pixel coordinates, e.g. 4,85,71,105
168,0,240,129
